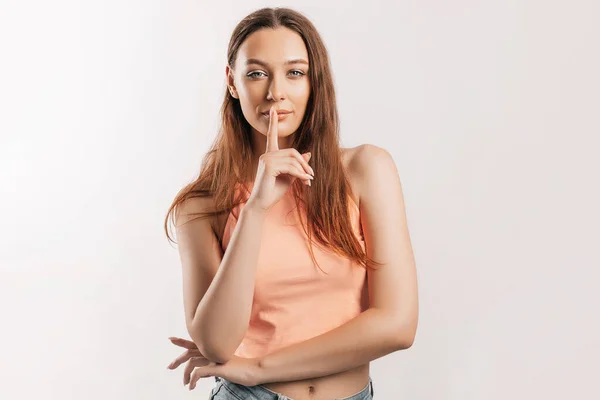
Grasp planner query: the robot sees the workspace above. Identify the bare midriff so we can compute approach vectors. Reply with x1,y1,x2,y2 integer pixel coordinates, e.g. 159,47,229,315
260,363,370,400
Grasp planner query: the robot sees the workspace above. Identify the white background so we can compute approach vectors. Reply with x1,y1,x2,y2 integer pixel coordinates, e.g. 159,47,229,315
2,0,599,399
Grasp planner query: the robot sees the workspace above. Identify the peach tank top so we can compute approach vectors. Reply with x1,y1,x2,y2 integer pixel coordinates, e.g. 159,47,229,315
221,182,369,359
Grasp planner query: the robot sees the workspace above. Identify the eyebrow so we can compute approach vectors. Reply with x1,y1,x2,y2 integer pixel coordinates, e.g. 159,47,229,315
245,58,309,67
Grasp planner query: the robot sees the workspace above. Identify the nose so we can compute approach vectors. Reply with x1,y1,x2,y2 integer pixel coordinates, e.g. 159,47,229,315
266,75,286,101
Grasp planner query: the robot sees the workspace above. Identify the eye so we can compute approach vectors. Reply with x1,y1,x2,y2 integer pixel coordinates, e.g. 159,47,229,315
247,71,266,79
246,70,306,79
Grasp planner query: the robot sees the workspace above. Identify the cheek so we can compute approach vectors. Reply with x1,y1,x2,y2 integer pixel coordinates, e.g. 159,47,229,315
237,88,261,114
290,85,310,106
238,85,260,104
292,81,310,96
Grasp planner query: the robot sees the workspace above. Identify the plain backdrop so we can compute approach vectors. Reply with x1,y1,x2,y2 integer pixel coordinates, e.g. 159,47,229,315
1,0,599,399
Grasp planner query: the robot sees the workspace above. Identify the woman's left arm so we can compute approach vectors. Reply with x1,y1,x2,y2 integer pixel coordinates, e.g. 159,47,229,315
254,144,419,385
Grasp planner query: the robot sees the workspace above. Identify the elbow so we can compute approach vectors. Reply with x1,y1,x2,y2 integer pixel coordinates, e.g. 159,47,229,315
393,320,418,350
396,332,416,350
197,342,233,364
187,323,234,364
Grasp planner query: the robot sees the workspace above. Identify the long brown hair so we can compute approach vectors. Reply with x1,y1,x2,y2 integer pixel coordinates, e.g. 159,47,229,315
164,7,381,271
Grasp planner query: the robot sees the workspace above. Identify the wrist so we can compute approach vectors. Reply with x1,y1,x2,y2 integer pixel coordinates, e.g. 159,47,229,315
250,356,267,386
242,201,270,219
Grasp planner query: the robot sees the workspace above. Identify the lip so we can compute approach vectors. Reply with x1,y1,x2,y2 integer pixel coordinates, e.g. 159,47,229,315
261,109,292,116
263,112,291,121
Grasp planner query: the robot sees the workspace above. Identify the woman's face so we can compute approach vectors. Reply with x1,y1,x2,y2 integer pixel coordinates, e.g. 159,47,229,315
227,27,311,150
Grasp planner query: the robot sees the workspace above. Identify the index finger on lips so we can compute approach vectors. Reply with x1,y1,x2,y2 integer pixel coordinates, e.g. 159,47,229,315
265,106,279,153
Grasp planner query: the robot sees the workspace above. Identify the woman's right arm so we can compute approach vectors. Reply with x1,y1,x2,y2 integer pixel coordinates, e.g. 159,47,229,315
175,196,267,364
175,110,313,364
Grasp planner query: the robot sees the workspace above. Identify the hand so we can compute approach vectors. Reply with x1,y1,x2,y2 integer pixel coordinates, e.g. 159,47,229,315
246,106,314,213
166,336,262,390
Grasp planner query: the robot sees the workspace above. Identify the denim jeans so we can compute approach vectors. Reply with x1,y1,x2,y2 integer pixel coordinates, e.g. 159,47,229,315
209,376,374,399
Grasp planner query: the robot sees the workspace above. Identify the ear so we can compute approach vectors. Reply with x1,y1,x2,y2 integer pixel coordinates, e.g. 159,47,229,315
225,65,238,99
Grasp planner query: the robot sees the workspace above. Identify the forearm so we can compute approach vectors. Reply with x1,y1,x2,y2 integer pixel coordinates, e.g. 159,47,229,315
191,204,267,363
254,308,412,384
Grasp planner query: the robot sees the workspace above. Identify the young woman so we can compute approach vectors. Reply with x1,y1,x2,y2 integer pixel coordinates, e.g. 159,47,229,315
164,7,418,400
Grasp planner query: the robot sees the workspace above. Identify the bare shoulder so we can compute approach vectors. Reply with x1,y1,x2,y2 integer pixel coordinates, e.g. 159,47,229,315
341,144,396,206
341,146,362,205
174,195,216,226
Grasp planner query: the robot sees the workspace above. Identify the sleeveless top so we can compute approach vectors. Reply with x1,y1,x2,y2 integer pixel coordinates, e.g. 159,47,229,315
221,182,369,359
